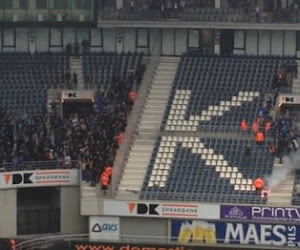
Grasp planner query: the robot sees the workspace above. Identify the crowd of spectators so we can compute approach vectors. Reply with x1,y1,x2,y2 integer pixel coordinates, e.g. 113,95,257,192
0,63,146,189
241,62,298,160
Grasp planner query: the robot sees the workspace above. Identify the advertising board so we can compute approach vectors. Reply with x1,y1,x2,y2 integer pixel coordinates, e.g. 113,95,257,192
89,216,120,241
71,242,247,250
220,205,300,223
0,169,79,188
103,200,219,219
279,94,300,105
61,90,94,101
171,219,300,247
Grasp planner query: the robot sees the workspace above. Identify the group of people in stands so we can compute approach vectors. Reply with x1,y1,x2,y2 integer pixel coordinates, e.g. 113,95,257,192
241,63,300,194
65,38,89,56
0,63,145,194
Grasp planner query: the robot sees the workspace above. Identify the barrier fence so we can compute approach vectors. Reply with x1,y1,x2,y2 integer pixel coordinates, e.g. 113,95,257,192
97,189,267,205
1,160,79,172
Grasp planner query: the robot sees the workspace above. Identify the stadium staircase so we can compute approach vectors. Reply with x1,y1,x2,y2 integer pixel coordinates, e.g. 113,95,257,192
267,60,299,206
46,89,61,113
292,60,300,93
267,159,294,206
117,57,180,198
70,56,84,90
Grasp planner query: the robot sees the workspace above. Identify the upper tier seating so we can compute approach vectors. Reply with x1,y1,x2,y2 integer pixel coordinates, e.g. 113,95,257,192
161,55,289,131
0,51,144,169
140,54,294,204
141,136,274,204
82,52,143,89
102,7,248,22
0,52,69,116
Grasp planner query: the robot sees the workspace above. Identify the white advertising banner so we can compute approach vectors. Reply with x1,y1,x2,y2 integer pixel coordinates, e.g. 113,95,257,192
279,94,300,104
61,90,94,101
103,201,220,220
0,169,79,189
89,216,120,241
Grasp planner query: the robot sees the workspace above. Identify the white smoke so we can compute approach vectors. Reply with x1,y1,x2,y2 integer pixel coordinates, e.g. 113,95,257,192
265,115,300,189
265,149,300,189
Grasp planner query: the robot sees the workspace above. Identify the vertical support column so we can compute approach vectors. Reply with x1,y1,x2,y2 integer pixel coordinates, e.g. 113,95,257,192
13,0,19,8
214,29,220,55
60,187,87,234
116,0,123,10
215,0,221,9
116,28,124,53
28,0,35,11
281,0,288,8
0,189,17,237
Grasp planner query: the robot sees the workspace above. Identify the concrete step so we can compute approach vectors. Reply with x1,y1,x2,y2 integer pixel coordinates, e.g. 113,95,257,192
123,169,149,174
146,94,170,99
139,114,162,120
119,181,144,187
155,70,177,75
159,57,181,63
118,57,179,198
140,118,163,124
145,99,169,104
127,154,153,161
128,145,154,152
142,110,166,116
141,106,167,112
147,93,171,98
118,185,142,191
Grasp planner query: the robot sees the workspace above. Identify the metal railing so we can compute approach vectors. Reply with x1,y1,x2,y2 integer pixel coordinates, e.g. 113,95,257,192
15,234,88,250
0,160,79,172
162,125,276,137
0,8,93,22
99,8,300,24
101,189,267,203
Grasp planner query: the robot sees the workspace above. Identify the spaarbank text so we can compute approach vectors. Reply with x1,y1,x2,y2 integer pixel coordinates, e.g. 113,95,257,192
0,169,79,188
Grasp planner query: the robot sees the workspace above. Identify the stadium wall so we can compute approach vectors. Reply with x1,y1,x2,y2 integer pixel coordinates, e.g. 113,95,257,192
0,189,16,238
121,217,168,244
61,187,87,234
0,186,86,237
0,27,298,56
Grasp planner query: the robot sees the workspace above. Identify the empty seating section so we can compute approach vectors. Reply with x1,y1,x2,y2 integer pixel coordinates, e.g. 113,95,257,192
82,52,143,89
141,136,274,204
0,52,69,116
162,55,282,130
139,54,290,204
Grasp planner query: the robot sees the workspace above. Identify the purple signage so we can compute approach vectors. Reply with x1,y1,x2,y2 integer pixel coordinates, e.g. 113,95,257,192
220,205,300,223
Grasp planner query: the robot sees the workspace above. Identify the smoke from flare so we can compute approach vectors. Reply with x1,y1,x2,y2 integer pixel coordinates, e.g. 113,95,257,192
265,150,300,189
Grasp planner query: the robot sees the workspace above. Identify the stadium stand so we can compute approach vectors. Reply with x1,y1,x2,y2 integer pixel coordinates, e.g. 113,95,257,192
140,54,295,204
141,136,274,204
101,0,300,23
0,52,69,116
82,52,144,89
162,55,285,130
0,52,145,186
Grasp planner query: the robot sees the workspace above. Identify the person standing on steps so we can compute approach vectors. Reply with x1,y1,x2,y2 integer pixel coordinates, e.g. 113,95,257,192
73,71,78,89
